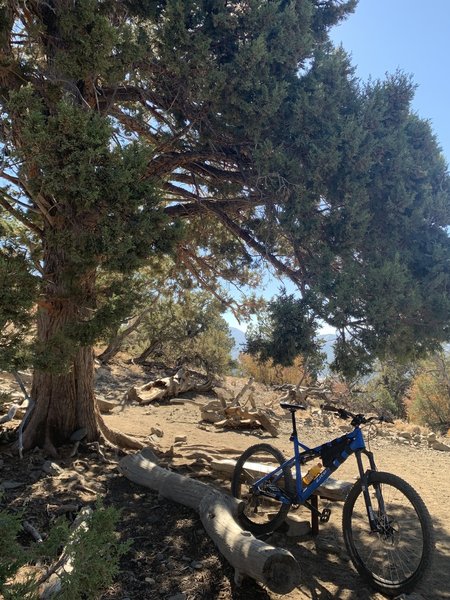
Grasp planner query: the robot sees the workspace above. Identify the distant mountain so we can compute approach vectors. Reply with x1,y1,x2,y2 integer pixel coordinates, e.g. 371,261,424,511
229,327,247,359
319,333,336,367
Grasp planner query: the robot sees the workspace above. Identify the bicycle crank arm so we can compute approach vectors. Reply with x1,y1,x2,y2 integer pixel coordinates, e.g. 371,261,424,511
304,500,332,523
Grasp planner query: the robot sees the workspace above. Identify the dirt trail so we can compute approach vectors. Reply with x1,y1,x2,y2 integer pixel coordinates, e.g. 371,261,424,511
104,387,450,600
1,367,449,600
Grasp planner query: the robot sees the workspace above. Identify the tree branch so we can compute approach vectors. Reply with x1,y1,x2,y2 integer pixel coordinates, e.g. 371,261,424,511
164,196,261,217
0,193,43,236
208,206,302,285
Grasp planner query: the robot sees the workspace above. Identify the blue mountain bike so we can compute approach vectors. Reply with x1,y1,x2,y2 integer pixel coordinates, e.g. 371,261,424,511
231,402,434,597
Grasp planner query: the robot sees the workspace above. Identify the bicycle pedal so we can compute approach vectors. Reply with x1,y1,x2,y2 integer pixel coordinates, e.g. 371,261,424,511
320,508,331,523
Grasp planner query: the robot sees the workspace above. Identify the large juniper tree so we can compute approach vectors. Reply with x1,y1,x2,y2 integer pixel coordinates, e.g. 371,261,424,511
0,0,449,451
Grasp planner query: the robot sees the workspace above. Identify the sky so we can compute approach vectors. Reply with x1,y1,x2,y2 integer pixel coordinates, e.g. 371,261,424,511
226,0,450,333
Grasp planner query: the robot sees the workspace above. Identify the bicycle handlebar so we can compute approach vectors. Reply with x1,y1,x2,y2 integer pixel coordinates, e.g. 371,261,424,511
320,404,393,425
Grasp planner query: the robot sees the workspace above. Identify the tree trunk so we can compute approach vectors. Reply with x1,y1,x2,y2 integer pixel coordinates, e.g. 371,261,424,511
21,244,142,453
132,340,162,364
21,249,100,452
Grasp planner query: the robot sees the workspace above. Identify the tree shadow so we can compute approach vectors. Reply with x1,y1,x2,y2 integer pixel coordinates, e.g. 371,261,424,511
102,466,449,600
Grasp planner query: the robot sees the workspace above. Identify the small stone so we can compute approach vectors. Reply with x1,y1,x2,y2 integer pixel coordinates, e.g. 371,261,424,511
322,414,331,427
174,436,187,444
398,431,412,439
190,560,203,570
150,427,164,438
144,577,156,585
42,461,64,476
167,594,186,600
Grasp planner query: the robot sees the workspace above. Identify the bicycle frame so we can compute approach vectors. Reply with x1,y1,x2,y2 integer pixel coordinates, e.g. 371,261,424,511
251,409,384,530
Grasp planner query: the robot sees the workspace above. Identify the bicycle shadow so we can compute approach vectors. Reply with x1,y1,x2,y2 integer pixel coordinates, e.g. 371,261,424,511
267,502,450,600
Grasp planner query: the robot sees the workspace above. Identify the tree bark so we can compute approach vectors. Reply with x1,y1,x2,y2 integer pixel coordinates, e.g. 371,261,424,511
20,244,142,452
22,290,100,451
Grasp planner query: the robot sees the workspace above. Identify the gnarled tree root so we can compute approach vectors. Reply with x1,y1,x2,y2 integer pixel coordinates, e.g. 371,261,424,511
119,451,300,594
97,415,144,450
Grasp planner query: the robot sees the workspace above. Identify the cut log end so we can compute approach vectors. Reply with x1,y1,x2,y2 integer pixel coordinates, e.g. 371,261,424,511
262,553,301,594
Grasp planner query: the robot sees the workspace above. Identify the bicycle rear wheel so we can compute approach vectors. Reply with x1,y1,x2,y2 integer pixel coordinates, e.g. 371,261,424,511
343,471,434,597
231,443,293,535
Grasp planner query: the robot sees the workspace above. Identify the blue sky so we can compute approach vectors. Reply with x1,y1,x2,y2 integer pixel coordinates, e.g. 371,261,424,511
226,0,450,332
331,0,450,162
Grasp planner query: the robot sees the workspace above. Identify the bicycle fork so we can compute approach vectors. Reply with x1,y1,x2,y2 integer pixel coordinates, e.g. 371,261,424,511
356,450,388,534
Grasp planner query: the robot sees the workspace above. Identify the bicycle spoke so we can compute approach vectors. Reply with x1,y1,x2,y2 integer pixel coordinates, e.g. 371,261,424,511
343,471,433,595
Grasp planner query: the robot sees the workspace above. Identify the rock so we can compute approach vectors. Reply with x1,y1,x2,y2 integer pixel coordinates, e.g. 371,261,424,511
427,432,436,442
174,435,187,444
167,594,186,600
284,517,311,538
150,427,164,438
303,418,313,427
322,414,331,427
42,461,64,475
432,440,450,452
144,577,156,585
398,431,412,439
190,561,203,569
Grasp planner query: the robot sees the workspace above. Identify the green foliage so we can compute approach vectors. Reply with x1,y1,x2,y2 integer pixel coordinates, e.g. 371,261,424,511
407,352,450,430
128,288,234,374
363,358,418,418
57,504,131,600
0,0,449,390
246,293,325,377
0,502,128,600
0,508,27,585
0,230,38,370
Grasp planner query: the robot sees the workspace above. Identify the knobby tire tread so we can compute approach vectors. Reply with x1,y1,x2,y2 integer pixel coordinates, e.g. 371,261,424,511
231,443,293,535
342,471,434,597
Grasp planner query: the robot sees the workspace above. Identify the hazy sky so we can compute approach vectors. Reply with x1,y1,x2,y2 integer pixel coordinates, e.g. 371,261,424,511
226,0,450,332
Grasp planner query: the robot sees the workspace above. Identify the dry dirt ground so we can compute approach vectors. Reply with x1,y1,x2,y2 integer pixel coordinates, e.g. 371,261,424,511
1,363,450,600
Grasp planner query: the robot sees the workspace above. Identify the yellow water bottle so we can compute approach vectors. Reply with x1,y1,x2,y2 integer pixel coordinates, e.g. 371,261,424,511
302,462,322,485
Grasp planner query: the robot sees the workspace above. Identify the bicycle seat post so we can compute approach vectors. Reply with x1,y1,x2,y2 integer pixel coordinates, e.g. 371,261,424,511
289,408,298,441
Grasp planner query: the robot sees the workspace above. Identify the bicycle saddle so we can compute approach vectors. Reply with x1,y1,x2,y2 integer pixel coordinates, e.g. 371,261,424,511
279,402,307,411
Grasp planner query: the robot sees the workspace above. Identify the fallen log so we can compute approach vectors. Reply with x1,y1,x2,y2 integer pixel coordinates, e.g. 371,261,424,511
119,452,300,594
126,368,213,405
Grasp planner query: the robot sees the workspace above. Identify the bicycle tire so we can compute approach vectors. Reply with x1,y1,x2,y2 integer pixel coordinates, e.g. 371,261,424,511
231,443,293,535
342,471,434,597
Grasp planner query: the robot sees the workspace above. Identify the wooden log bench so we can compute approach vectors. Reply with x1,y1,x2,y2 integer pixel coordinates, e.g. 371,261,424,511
210,459,353,535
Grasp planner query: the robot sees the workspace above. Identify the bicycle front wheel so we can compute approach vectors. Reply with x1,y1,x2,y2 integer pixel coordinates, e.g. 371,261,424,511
231,443,293,535
343,471,434,597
